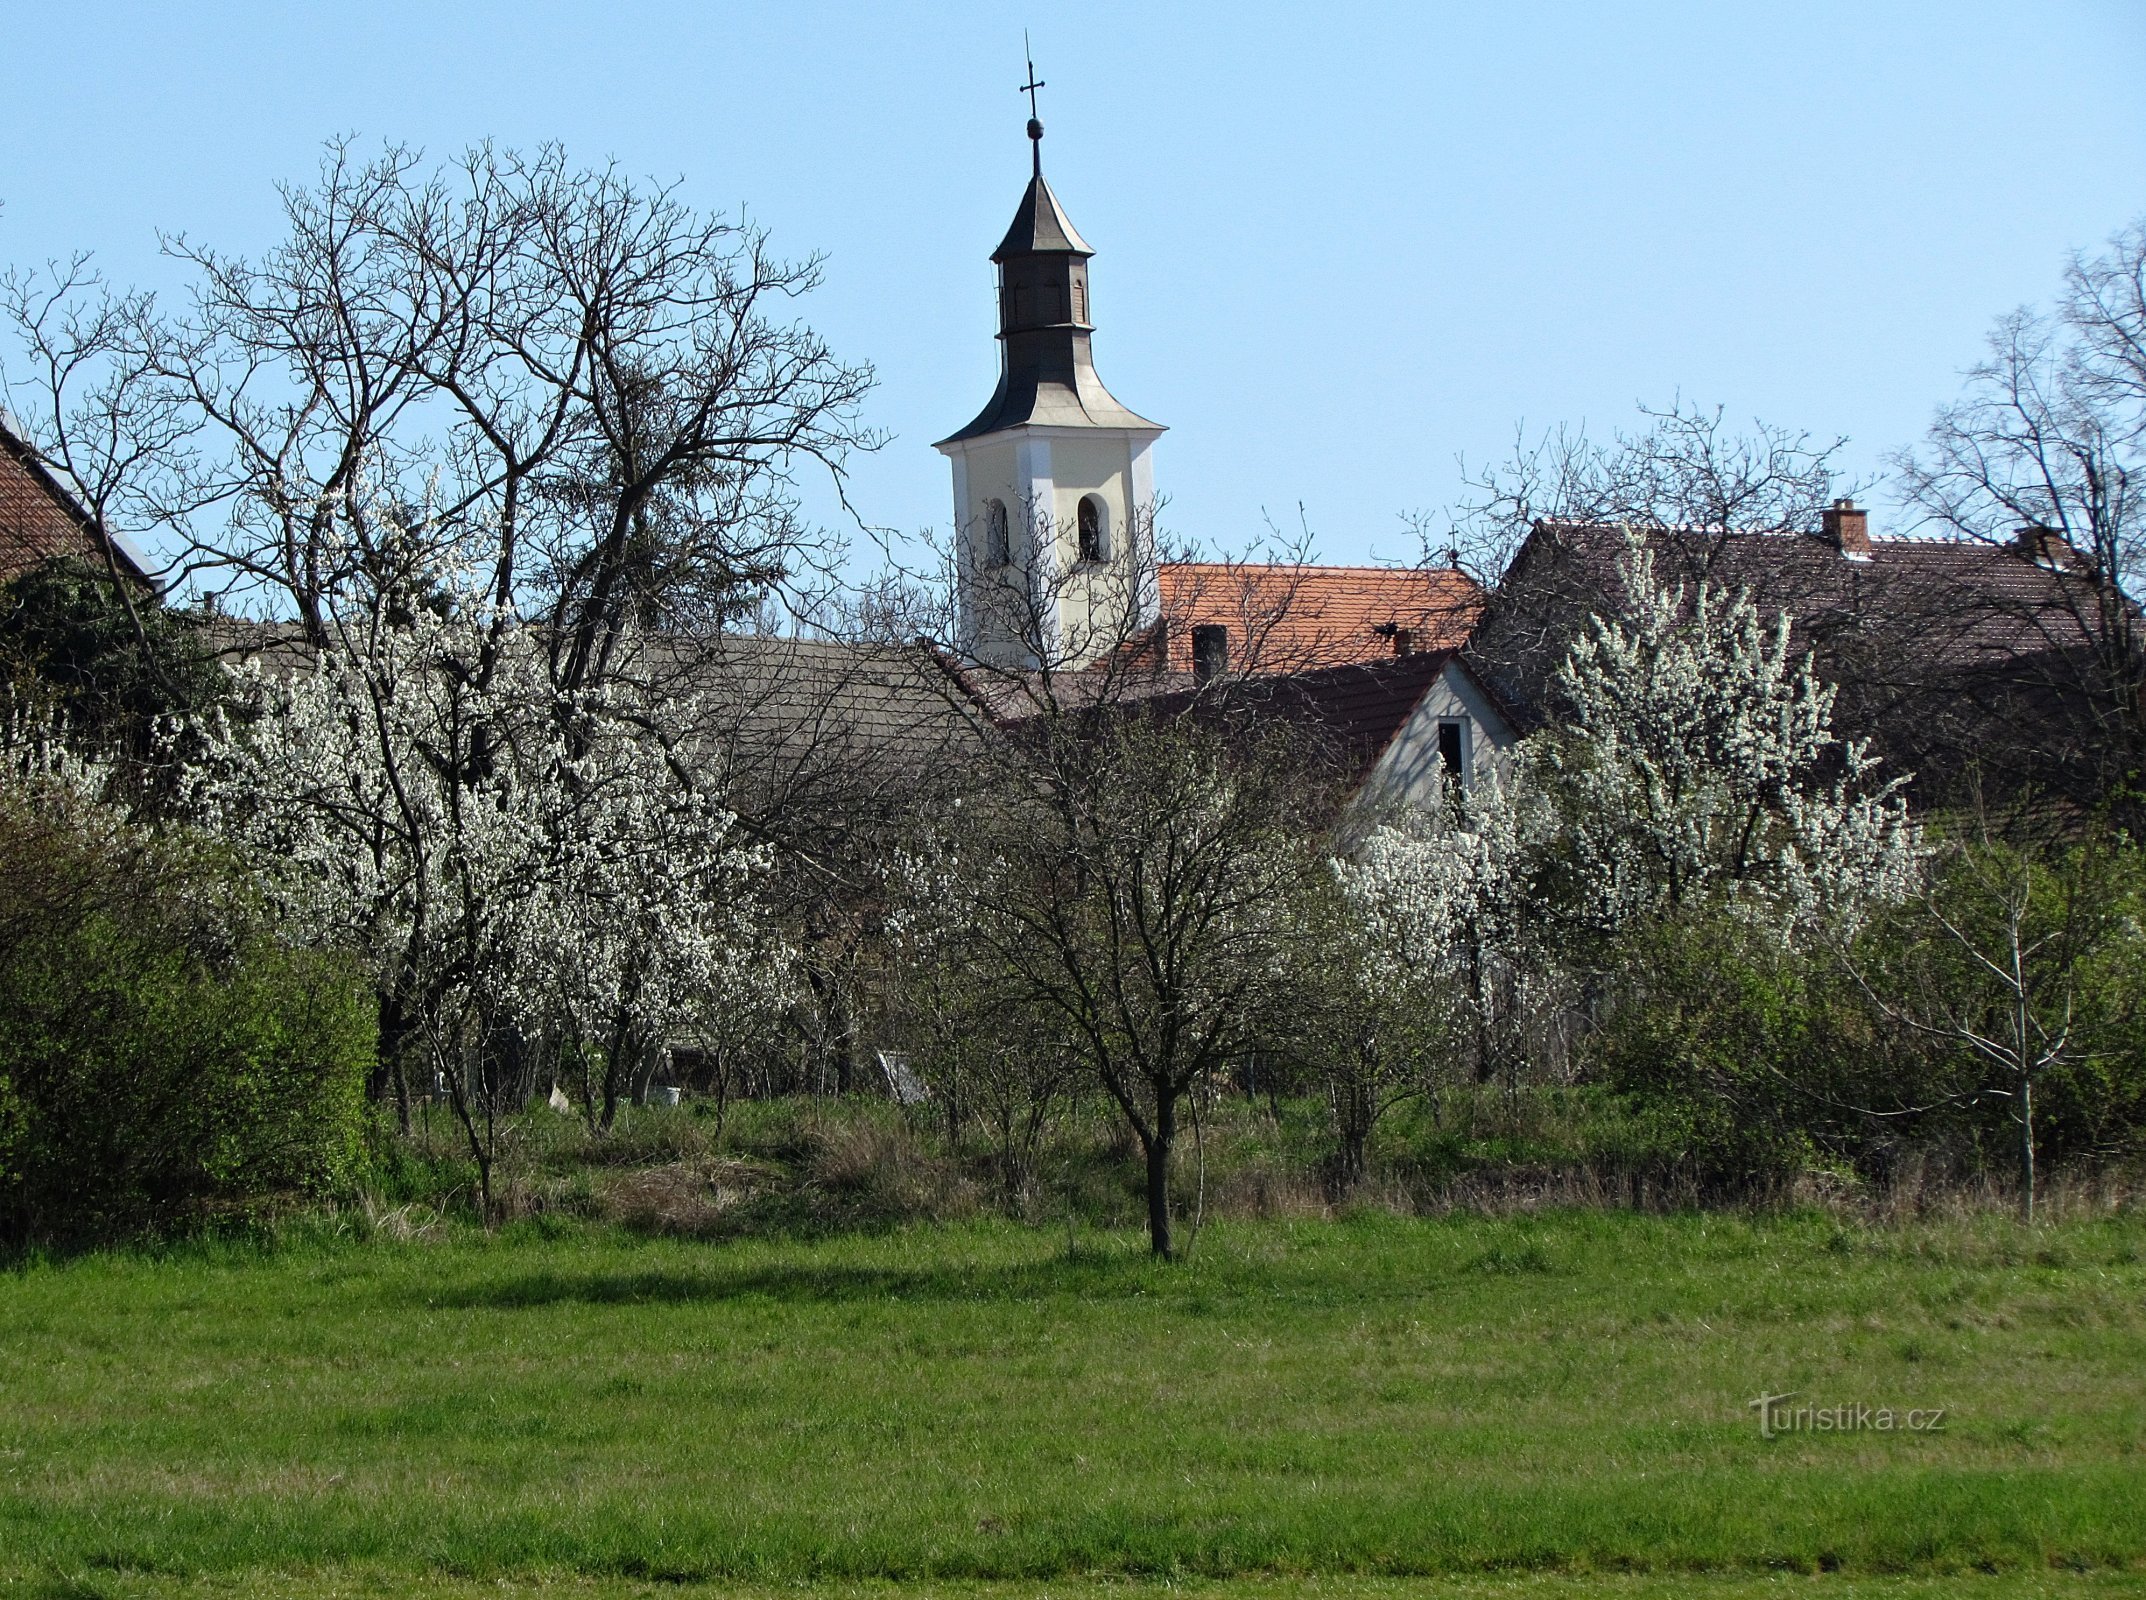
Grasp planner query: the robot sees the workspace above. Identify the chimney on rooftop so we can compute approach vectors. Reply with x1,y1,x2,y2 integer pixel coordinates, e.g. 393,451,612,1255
2014,524,2082,570
1821,497,1871,558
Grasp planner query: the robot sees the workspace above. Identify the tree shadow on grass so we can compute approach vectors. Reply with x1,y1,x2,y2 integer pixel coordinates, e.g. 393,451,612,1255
409,1247,1177,1312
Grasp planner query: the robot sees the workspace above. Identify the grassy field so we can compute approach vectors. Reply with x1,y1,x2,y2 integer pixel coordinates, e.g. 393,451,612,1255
1,1209,2143,1597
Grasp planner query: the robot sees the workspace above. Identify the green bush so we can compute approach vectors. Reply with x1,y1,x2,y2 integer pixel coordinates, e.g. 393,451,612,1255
0,557,224,767
1585,912,1845,1190
1585,837,2146,1196
0,780,373,1246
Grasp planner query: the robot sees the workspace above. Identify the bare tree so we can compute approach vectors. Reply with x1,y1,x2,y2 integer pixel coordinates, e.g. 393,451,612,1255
4,139,876,680
1859,829,2130,1224
946,713,1325,1256
898,485,1369,1253
1438,401,1860,592
1892,217,2146,821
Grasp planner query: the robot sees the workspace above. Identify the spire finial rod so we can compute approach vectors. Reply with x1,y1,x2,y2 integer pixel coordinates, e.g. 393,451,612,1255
1020,32,1046,177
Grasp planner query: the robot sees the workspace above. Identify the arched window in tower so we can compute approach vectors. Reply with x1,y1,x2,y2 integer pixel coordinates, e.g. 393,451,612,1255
984,499,1010,568
1077,496,1107,563
1072,275,1086,323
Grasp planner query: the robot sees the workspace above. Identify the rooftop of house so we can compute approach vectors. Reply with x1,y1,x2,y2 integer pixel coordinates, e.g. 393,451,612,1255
0,420,155,589
1461,507,2134,811
1484,512,2115,692
1155,561,1482,673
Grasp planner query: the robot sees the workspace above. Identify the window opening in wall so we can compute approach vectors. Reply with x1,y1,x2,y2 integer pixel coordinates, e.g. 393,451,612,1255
1077,496,1104,563
1073,277,1086,321
1192,624,1229,683
985,499,1010,568
1437,720,1468,788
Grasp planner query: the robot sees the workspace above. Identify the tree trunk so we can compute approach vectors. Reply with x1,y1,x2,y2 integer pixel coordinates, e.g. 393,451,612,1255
599,1071,620,1135
374,993,412,1134
1335,1117,1370,1198
1143,1096,1176,1259
2018,1067,2037,1226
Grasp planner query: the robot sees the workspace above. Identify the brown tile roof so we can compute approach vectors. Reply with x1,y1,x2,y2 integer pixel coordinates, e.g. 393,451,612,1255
0,421,152,587
1467,519,2139,809
1156,562,1481,672
1022,648,1464,795
1238,649,1458,774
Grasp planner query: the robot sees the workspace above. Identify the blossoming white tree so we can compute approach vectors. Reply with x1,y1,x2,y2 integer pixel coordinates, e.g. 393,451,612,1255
1337,532,1922,1131
1331,767,1562,1153
1544,534,1921,938
191,536,781,1209
511,718,789,1134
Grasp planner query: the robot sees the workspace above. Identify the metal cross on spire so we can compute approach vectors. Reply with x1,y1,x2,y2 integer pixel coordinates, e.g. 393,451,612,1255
1020,33,1046,176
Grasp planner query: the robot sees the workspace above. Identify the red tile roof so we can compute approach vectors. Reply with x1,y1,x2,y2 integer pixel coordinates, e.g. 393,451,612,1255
0,422,151,587
1155,562,1481,672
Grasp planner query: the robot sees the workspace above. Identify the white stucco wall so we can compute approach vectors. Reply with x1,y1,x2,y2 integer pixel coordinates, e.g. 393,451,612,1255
1358,661,1519,815
943,424,1161,665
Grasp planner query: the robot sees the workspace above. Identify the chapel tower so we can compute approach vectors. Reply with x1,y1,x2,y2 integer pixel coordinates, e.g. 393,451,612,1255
934,97,1164,667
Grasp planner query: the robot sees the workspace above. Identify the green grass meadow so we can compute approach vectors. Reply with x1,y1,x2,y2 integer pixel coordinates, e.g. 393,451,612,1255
2,1210,2143,1597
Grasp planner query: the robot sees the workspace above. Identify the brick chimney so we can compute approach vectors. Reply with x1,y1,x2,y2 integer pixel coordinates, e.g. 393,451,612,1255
2014,524,2082,570
1821,497,1871,558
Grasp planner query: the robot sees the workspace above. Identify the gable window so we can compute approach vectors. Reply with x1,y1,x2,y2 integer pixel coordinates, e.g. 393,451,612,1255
1437,719,1469,789
1077,496,1106,563
985,499,1010,568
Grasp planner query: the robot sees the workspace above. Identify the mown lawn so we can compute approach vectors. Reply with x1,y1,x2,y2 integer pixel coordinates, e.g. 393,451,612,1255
1,1210,2142,1596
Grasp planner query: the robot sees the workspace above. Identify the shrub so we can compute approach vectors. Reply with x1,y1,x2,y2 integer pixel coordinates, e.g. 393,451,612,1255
1585,838,2146,1199
1584,910,1895,1193
0,556,224,769
0,777,373,1246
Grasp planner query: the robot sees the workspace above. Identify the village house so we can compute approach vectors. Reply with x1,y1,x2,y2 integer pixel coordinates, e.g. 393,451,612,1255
1463,507,2138,814
0,415,154,591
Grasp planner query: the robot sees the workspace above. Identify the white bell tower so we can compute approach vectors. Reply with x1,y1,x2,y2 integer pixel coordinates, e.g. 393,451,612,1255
934,103,1163,668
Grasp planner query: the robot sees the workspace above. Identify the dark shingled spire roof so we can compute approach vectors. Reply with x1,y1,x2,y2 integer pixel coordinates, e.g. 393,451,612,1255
937,160,1161,447
992,174,1093,261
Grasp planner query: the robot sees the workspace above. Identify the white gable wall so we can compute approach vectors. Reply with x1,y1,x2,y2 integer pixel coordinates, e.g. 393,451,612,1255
1357,660,1518,816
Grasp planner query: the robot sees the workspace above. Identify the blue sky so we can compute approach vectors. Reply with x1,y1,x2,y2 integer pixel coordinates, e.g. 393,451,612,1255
3,1,2143,569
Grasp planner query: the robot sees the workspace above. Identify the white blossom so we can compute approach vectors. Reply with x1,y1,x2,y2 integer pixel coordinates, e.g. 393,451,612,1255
0,694,121,811
186,532,785,1117
1543,532,1922,937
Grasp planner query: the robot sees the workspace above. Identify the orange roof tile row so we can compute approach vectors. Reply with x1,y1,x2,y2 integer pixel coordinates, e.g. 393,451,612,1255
1154,562,1480,672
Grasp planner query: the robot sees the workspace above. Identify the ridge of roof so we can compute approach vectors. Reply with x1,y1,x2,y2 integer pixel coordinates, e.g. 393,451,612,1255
1160,560,1472,578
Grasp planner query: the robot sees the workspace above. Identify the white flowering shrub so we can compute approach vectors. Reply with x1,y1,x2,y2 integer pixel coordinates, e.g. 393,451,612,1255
1544,535,1921,938
189,549,783,1193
